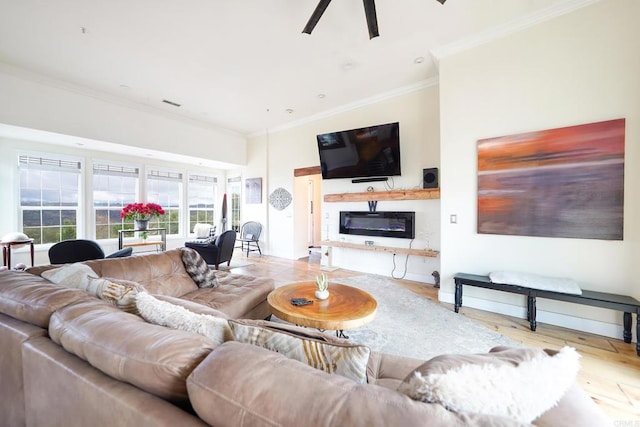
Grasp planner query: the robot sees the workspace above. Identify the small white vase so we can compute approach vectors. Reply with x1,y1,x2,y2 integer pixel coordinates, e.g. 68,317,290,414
315,289,329,300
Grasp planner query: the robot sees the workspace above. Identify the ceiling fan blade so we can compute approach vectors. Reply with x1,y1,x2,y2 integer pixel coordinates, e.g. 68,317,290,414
363,0,379,39
302,0,332,34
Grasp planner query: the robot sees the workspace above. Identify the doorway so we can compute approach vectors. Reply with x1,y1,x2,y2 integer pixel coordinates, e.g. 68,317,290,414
293,166,322,261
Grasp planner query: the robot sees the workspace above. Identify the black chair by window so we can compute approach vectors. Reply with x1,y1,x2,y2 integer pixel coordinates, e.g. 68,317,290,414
237,221,262,257
48,239,133,264
185,230,236,270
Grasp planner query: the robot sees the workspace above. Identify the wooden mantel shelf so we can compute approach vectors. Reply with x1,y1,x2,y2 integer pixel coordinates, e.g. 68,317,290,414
321,240,439,258
324,188,439,202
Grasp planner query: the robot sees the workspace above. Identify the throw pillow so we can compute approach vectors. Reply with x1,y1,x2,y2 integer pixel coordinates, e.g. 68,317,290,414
180,247,218,288
490,271,582,295
136,292,232,345
85,277,143,314
193,223,213,239
397,346,581,423
41,263,97,289
228,319,370,384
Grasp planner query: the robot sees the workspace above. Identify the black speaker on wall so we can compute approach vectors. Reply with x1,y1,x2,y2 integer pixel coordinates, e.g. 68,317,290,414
423,168,439,189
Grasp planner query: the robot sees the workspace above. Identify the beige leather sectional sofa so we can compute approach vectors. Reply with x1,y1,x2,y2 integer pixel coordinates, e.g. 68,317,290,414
0,249,608,426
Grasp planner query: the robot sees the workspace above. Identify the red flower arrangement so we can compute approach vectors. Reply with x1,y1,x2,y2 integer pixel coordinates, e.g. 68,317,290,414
120,203,165,221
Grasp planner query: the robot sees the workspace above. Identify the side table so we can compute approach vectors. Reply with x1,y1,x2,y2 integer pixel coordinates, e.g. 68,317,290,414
1,239,35,268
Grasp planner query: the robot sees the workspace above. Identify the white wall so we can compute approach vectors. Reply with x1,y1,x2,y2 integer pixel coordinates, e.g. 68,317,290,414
0,64,246,166
235,138,269,252
439,0,640,338
246,85,442,282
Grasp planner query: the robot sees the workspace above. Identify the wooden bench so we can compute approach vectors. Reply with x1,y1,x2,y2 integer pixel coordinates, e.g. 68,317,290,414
453,273,640,356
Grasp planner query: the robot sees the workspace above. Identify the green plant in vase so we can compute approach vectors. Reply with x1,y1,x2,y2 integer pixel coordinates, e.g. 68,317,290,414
314,273,329,300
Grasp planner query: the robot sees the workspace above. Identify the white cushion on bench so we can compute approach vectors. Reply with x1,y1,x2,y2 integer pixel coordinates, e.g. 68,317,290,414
489,271,582,295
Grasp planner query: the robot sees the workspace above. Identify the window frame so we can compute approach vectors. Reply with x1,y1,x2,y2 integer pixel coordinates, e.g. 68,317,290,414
146,167,183,236
17,151,84,246
92,159,141,241
227,176,242,233
187,172,218,236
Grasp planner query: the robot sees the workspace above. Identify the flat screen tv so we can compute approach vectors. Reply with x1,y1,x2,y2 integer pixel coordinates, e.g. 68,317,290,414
316,122,401,180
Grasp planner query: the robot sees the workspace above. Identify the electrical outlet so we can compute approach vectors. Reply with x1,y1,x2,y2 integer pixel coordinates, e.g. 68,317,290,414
450,214,457,224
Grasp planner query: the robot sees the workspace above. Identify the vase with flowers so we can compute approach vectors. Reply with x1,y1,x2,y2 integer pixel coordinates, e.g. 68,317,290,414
120,203,165,231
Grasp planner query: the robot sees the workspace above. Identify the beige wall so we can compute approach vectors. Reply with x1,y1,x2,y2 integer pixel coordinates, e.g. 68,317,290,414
439,0,640,338
247,85,441,282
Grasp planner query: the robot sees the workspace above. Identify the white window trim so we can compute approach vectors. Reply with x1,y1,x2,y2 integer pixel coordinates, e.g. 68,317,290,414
17,150,85,245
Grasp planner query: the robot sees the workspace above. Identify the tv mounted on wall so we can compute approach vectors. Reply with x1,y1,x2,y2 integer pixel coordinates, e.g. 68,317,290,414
316,122,401,180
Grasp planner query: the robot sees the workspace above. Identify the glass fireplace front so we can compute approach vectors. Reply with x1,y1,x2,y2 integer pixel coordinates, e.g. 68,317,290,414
339,211,415,239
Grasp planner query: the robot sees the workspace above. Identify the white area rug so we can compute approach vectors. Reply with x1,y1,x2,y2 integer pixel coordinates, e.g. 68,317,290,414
276,275,519,361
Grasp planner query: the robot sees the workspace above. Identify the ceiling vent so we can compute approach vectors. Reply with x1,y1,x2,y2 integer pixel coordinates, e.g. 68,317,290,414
162,99,181,107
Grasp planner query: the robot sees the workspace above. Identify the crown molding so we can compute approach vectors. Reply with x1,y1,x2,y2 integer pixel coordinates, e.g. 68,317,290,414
0,61,244,138
249,76,440,139
431,0,601,61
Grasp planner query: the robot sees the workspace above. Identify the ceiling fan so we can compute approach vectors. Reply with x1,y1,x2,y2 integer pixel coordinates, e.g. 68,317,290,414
302,0,447,39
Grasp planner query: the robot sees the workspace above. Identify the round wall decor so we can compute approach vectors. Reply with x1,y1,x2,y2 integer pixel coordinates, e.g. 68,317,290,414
269,187,292,211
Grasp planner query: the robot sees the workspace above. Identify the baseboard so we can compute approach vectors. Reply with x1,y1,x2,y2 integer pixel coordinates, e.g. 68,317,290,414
402,272,434,284
438,292,634,343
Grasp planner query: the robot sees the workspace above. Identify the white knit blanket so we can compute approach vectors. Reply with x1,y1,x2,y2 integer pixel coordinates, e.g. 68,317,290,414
489,271,582,295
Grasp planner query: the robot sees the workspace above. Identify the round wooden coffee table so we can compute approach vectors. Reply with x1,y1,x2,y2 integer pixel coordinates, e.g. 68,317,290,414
267,281,377,338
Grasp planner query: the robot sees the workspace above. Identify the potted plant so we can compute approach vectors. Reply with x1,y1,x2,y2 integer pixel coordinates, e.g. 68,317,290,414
314,273,329,300
120,203,165,231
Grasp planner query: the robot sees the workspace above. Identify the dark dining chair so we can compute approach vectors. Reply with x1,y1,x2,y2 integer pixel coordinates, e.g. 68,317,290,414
236,221,262,256
48,239,133,264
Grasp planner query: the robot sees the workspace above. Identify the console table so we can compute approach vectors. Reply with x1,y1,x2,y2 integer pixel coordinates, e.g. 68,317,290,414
118,228,166,253
453,273,640,356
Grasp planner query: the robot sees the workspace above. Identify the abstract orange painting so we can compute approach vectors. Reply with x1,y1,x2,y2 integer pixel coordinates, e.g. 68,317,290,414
477,119,625,240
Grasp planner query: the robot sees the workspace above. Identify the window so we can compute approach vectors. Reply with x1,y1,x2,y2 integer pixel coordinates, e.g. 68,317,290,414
188,173,217,234
228,177,241,232
147,169,182,235
19,154,82,244
93,162,139,239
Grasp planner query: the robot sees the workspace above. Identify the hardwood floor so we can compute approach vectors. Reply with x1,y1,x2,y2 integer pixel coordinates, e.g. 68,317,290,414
229,251,640,422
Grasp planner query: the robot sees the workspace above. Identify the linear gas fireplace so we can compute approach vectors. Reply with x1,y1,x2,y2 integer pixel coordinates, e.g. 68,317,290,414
339,211,415,239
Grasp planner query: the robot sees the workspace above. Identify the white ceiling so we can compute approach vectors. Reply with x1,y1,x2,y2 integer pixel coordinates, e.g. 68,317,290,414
0,0,593,137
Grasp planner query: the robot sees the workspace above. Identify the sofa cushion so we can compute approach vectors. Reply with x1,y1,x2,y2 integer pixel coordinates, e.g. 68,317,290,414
82,250,199,297
180,247,218,288
85,277,143,314
0,271,95,328
49,299,215,402
41,263,97,289
188,341,520,427
179,271,274,318
366,351,424,389
136,292,232,345
397,346,581,423
229,319,370,383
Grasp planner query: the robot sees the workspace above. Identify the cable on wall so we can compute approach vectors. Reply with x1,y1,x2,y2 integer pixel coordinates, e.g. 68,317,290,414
390,238,413,279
